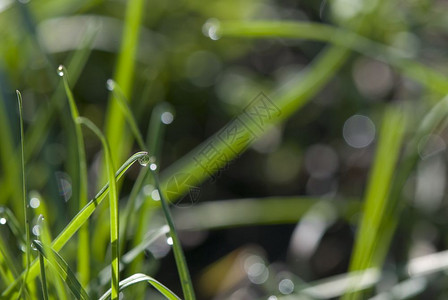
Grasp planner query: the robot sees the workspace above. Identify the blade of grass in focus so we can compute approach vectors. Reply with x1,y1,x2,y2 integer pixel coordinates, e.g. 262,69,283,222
344,106,407,300
76,117,120,300
16,90,31,299
99,273,181,300
32,240,89,300
2,151,147,298
58,64,90,286
215,21,448,95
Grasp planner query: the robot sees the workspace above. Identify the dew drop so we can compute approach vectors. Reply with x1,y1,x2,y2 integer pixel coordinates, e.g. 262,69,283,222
57,65,64,77
161,111,174,124
202,18,221,40
278,279,294,295
0,217,6,225
166,236,173,245
30,197,40,209
151,189,160,201
138,155,150,167
150,163,157,171
106,79,115,91
32,225,41,236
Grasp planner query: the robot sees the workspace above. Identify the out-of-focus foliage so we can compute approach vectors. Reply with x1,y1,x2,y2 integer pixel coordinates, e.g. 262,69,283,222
2,0,448,299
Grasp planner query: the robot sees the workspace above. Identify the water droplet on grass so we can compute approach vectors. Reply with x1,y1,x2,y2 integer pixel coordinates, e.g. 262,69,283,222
151,189,160,201
161,111,174,124
138,155,150,166
57,65,64,77
30,197,40,209
0,217,6,225
166,236,173,245
150,163,157,171
32,225,41,236
278,279,294,295
202,18,221,40
106,79,115,91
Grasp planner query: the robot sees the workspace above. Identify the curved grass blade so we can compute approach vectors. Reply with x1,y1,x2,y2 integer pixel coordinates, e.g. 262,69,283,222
98,273,181,300
16,90,31,299
216,21,448,95
58,65,90,286
2,151,147,298
32,240,89,300
0,206,26,247
76,117,119,300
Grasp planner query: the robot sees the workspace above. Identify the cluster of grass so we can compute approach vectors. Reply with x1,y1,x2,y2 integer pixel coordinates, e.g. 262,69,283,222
2,0,448,299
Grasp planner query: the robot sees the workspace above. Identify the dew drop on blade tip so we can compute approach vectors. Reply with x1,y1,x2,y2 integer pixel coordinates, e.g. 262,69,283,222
57,65,64,77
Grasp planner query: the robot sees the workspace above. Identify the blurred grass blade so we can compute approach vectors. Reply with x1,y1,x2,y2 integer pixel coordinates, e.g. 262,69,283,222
152,172,196,300
99,225,169,286
345,107,407,300
58,65,90,286
98,273,181,300
173,197,359,230
16,90,31,298
216,21,448,95
2,151,147,298
107,79,146,150
76,117,119,300
32,240,89,300
104,0,146,168
0,206,26,247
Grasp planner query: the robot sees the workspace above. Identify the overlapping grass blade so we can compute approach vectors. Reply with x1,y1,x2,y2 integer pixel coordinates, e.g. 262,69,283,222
2,151,147,298
58,64,90,286
32,240,89,300
344,106,407,300
37,216,49,300
152,172,196,300
103,0,146,168
76,117,119,300
98,273,181,300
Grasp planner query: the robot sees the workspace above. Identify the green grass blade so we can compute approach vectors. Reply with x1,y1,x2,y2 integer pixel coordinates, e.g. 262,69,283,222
152,172,196,300
32,240,89,300
58,64,90,286
103,0,146,168
107,79,146,150
344,106,407,300
98,273,181,300
37,215,49,300
16,90,31,299
160,45,348,204
99,225,169,286
2,151,147,298
173,197,359,230
38,253,48,300
76,117,119,300
216,21,448,95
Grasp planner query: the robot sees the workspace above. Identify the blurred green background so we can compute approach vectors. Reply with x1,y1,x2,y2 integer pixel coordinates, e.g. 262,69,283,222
2,0,448,299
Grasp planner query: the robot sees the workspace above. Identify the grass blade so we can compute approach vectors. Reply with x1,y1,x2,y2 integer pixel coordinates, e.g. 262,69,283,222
216,20,448,95
32,240,89,300
98,273,181,300
16,90,31,298
107,79,146,150
103,0,146,168
344,106,407,299
76,117,119,300
2,151,147,298
37,216,49,300
58,64,90,286
152,171,196,300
